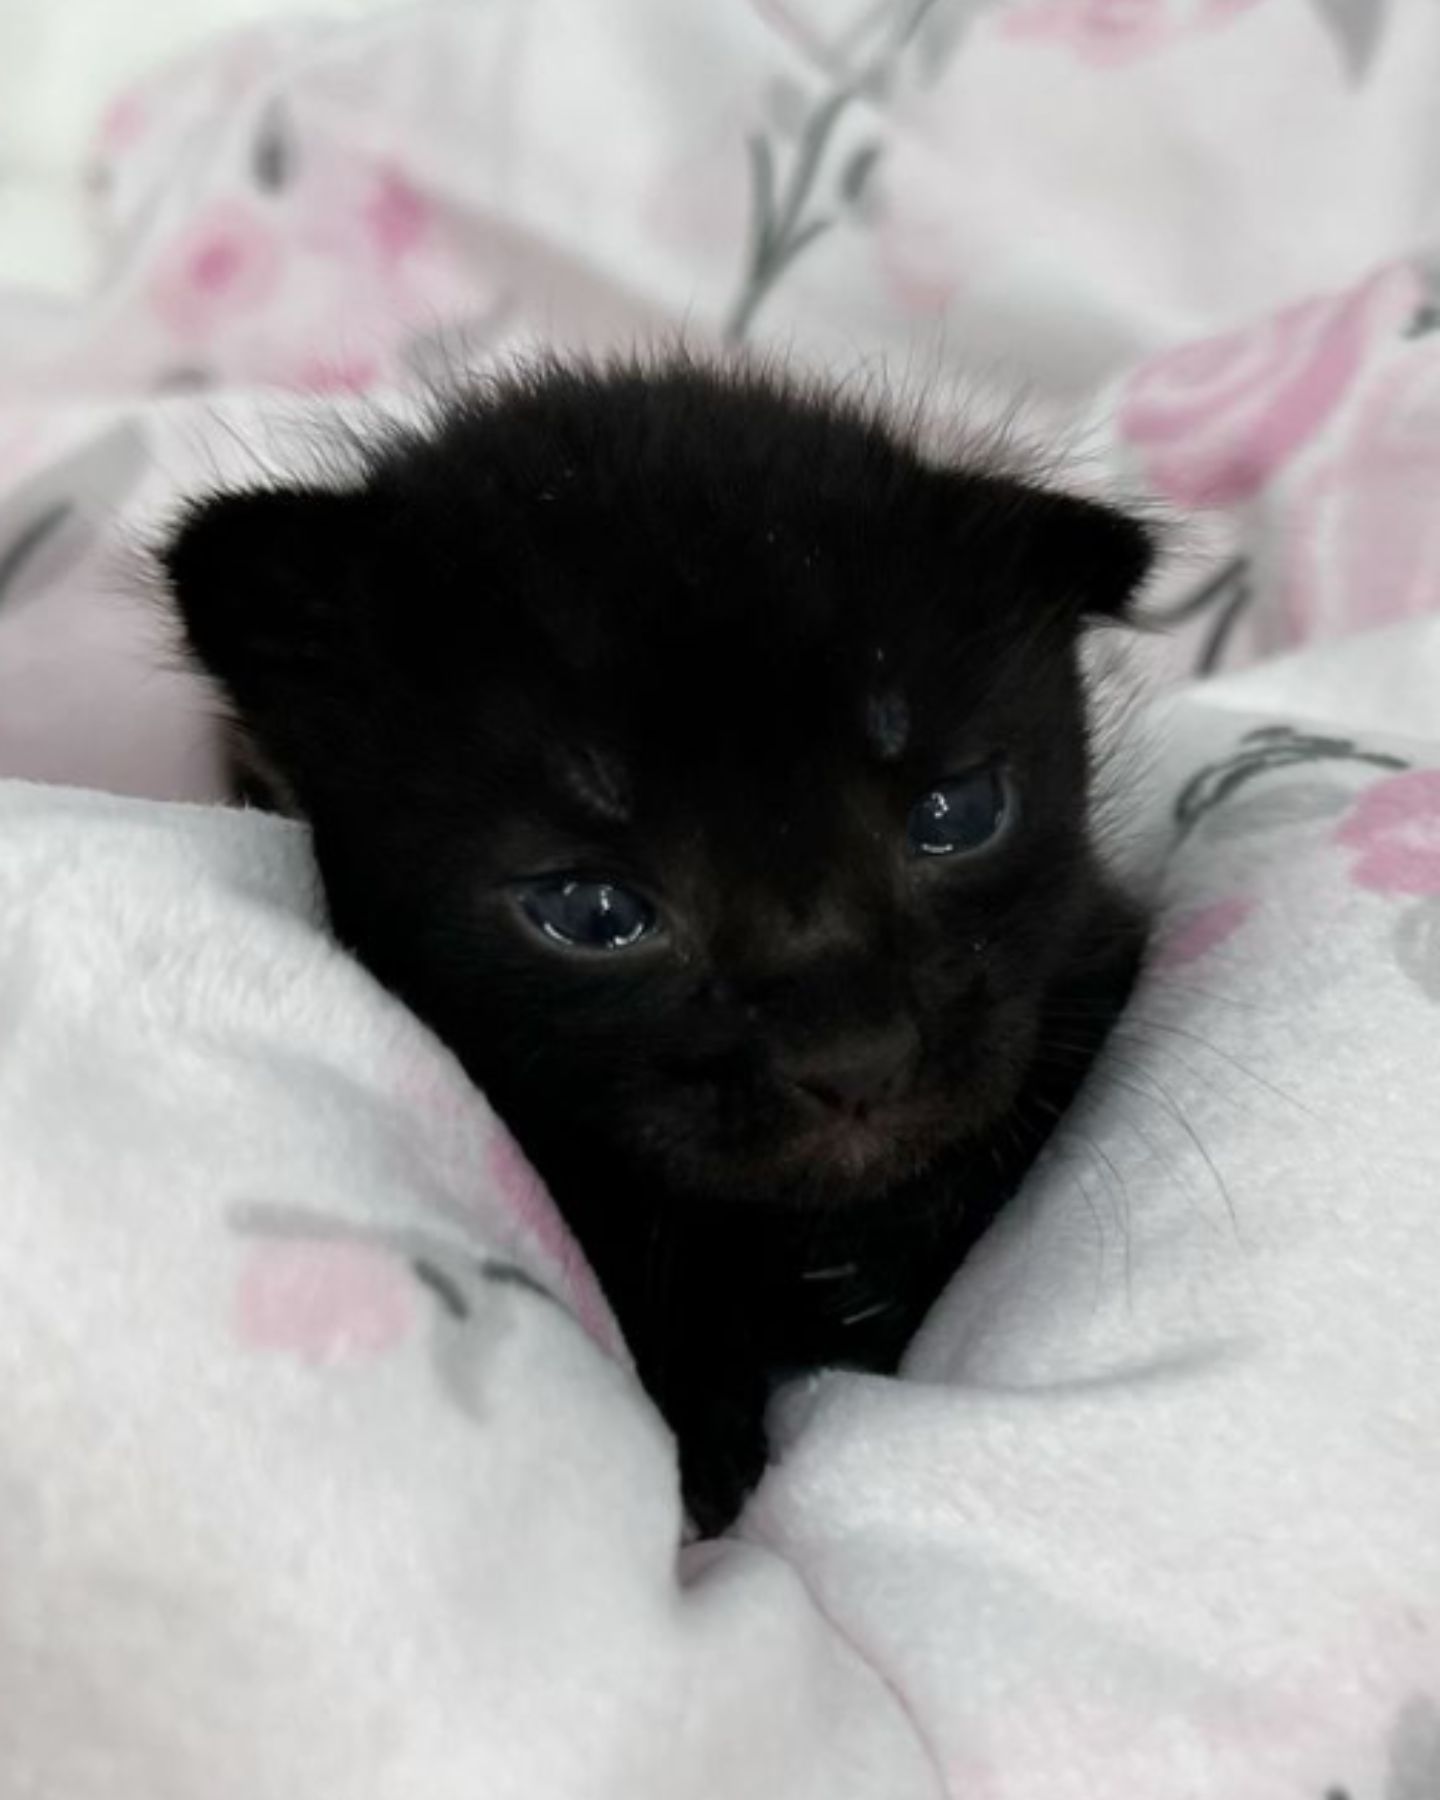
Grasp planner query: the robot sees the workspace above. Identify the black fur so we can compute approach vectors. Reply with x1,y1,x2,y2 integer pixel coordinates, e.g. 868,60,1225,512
162,358,1151,1534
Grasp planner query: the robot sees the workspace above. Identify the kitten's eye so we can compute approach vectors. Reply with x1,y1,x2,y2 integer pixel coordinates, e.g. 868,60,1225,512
907,765,1013,858
518,877,657,950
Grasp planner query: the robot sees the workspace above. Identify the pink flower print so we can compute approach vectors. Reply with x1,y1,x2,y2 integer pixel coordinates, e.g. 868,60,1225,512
998,0,1260,64
1151,895,1257,973
236,1239,419,1364
1120,263,1421,508
97,91,148,156
365,168,430,267
1000,0,1176,62
861,103,968,320
380,1047,625,1360
877,240,958,317
286,351,382,395
1279,345,1440,648
870,168,964,318
1336,771,1440,896
486,1131,626,1363
149,198,283,341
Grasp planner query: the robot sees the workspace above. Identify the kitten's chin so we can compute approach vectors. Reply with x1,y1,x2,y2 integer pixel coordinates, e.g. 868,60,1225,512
707,1099,976,1211
631,1110,947,1213
763,1040,1038,1208
629,1028,1041,1210
775,1114,955,1203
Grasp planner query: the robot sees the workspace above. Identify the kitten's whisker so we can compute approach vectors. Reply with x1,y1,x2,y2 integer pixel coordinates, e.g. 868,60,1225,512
1068,1123,1136,1308
1114,1017,1313,1120
1010,1084,1133,1287
1098,1058,1242,1249
1143,980,1270,1016
1032,1031,1237,1242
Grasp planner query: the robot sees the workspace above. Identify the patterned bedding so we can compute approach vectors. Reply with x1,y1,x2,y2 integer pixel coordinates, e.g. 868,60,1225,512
2,5,1439,1794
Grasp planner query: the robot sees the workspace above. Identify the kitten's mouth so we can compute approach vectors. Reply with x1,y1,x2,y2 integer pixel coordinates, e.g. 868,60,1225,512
777,1100,959,1196
651,1033,1037,1206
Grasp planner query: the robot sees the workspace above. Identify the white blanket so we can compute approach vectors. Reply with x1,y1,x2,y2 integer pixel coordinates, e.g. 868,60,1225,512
0,781,930,1799
5,623,1440,1797
5,2,1440,1793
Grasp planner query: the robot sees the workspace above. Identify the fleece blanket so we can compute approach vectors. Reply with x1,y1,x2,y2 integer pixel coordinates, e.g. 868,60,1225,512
3,2,1440,1795
5,625,1440,1798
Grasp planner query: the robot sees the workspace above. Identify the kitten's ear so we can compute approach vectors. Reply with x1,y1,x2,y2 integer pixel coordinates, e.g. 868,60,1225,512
951,479,1155,627
1010,487,1155,624
161,485,379,699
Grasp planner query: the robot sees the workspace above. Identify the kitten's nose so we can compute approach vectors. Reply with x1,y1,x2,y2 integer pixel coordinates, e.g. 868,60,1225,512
778,1022,920,1117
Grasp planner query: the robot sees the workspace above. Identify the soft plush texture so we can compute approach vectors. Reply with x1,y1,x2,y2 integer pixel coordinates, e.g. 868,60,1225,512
0,779,931,1799
4,623,1440,1796
5,3,1440,1793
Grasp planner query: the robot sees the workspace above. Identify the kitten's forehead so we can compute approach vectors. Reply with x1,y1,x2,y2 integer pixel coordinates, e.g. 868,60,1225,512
864,688,910,762
519,647,963,836
551,745,632,825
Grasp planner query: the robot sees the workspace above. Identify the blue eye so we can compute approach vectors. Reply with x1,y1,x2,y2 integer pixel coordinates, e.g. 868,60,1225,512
907,765,1013,858
518,877,657,951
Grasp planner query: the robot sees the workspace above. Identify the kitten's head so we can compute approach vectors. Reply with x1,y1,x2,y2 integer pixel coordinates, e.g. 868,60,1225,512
163,360,1151,1209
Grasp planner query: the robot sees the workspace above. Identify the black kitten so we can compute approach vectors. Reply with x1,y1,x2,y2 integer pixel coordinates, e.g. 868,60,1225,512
162,358,1151,1534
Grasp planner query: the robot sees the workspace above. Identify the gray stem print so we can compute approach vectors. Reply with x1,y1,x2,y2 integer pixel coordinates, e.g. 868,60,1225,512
1385,1696,1440,1800
725,0,991,342
230,1201,563,1424
1148,554,1254,675
1307,0,1392,82
1393,898,1440,1003
252,97,297,192
1407,250,1440,339
1174,727,1407,840
1192,776,1357,845
1326,1692,1440,1799
0,418,149,616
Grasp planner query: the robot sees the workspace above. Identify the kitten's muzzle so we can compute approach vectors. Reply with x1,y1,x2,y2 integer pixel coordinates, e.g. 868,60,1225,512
772,1019,920,1121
